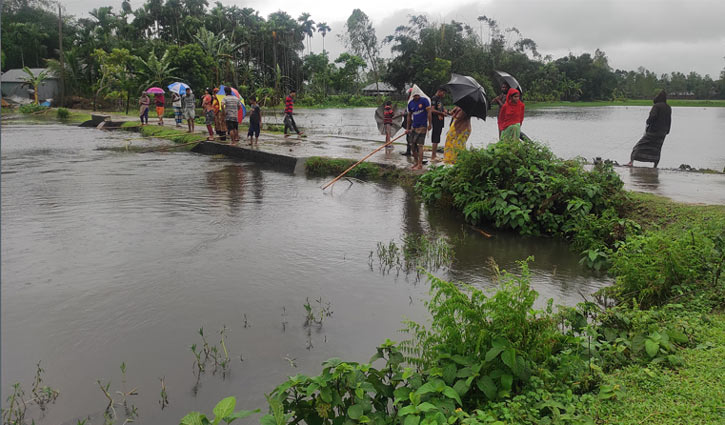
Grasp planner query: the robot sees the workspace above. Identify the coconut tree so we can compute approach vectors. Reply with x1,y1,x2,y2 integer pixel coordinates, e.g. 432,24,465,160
316,22,331,54
297,13,315,56
20,67,50,104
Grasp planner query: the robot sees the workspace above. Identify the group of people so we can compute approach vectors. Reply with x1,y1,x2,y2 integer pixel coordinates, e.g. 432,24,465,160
140,78,671,170
386,80,524,170
138,86,266,146
390,78,670,170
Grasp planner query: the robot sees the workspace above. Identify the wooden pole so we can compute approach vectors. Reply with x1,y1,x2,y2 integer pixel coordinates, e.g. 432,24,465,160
321,131,407,190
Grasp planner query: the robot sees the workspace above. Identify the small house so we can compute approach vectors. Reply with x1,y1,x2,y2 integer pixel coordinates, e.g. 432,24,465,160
1,68,59,103
362,82,397,96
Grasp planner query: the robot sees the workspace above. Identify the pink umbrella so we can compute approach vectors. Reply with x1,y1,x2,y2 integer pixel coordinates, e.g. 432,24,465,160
146,87,165,94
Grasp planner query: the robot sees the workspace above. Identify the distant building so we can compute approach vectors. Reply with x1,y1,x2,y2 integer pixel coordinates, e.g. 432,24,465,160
1,68,59,103
362,82,397,96
668,91,695,100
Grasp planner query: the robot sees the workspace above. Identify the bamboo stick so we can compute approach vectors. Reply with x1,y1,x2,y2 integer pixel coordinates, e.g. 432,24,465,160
321,132,407,190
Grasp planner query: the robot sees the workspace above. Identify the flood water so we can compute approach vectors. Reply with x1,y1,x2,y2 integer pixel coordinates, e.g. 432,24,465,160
287,105,725,171
2,124,606,424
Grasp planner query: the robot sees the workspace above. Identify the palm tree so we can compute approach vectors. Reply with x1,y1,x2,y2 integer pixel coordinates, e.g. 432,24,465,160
20,67,50,104
298,13,315,56
316,22,331,54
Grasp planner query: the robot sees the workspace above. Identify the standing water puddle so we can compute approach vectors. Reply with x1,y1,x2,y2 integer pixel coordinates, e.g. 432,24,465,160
3,124,607,424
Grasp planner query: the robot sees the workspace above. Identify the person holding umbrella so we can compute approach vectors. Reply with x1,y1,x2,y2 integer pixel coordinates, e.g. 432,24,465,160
407,91,432,170
498,88,525,142
212,88,227,141
443,106,471,164
491,82,511,136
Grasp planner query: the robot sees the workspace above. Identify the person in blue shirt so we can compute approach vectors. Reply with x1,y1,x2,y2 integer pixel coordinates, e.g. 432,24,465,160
406,93,432,170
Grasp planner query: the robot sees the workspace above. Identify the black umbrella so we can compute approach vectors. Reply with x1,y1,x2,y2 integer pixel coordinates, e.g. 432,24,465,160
493,70,523,96
443,73,488,120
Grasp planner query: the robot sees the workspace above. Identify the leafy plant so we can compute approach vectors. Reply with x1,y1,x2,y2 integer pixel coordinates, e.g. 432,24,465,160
180,396,258,425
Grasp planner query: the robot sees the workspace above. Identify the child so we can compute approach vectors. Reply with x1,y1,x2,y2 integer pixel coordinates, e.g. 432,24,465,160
172,92,183,127
383,100,394,149
155,93,165,126
247,96,262,146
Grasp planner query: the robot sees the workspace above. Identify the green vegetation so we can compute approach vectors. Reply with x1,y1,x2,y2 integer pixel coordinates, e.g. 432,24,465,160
305,156,416,185
134,125,207,144
18,103,48,114
180,396,258,425
56,107,69,120
4,0,724,113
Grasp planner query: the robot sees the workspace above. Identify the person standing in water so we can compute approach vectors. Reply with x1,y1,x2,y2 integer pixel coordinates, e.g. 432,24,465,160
625,90,672,168
498,88,525,142
283,89,303,138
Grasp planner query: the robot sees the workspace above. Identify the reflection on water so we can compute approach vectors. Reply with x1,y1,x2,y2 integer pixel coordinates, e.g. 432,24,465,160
1,124,604,425
628,167,660,190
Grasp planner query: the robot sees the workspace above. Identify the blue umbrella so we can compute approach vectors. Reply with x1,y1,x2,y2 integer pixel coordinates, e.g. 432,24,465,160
167,82,190,95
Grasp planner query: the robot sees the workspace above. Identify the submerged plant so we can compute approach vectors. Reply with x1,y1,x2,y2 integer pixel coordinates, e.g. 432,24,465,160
96,362,139,425
1,362,59,425
373,234,454,278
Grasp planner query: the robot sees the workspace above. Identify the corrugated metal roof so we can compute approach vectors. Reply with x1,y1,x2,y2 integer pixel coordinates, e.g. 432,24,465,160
1,68,57,83
362,82,396,92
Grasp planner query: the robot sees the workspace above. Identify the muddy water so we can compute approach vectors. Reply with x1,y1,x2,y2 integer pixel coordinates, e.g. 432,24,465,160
287,106,725,171
2,124,605,424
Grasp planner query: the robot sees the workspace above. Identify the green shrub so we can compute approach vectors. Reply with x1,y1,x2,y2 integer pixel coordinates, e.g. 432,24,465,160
56,107,69,120
607,226,724,308
18,103,48,114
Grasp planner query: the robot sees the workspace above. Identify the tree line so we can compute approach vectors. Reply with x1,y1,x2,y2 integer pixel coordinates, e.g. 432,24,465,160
3,0,725,110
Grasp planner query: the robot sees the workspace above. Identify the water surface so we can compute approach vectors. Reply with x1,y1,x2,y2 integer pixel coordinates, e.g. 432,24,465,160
1,124,605,424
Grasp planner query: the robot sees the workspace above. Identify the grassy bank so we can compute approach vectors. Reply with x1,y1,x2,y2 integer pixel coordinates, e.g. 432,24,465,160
120,121,206,145
305,156,418,186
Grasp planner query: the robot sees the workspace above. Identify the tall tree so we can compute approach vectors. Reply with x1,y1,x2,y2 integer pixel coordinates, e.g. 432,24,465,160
297,13,315,56
342,9,381,92
316,22,331,54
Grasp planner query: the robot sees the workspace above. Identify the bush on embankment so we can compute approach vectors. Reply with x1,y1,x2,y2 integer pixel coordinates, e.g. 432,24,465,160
416,140,632,269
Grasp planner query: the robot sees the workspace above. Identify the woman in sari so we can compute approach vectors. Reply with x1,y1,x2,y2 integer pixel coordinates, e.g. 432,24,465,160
443,106,471,164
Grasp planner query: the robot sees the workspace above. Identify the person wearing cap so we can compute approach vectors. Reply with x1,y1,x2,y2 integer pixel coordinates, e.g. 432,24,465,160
407,91,432,170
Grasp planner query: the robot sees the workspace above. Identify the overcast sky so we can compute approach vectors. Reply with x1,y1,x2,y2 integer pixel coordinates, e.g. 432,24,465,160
62,0,725,77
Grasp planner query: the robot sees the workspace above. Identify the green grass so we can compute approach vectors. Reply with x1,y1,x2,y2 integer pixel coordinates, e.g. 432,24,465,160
591,313,725,424
305,156,417,185
529,99,725,108
137,125,206,144
625,192,725,232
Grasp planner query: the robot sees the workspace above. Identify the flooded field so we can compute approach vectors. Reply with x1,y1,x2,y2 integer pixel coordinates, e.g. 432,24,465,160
285,105,725,171
2,124,607,424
